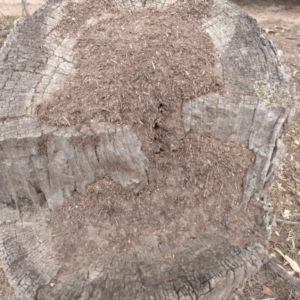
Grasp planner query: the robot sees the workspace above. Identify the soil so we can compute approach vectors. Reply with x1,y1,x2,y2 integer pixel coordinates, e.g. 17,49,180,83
0,16,15,47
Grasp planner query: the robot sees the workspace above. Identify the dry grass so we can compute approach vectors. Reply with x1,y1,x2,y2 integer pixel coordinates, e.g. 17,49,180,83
0,14,16,47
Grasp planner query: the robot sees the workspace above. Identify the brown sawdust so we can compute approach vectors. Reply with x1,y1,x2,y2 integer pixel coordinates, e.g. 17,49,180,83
50,133,266,269
38,0,267,269
38,0,223,129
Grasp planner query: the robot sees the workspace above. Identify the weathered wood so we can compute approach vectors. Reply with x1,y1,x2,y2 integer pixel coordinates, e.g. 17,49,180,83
0,0,293,299
42,237,266,300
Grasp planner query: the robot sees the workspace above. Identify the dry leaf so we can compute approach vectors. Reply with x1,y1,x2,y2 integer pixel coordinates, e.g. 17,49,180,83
262,285,274,296
287,270,296,276
266,30,276,34
277,174,286,181
248,279,253,289
274,247,300,276
282,209,291,219
265,241,274,251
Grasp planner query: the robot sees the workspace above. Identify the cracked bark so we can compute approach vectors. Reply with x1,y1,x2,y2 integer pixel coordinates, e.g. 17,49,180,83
0,0,294,299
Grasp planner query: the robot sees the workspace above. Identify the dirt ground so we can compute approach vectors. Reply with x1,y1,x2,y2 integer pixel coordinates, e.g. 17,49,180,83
1,0,300,300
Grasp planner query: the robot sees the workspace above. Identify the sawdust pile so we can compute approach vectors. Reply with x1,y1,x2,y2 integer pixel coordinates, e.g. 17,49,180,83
51,133,263,267
38,0,223,129
37,0,267,265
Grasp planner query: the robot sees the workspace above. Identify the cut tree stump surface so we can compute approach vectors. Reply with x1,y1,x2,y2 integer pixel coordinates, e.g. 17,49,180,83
0,0,294,299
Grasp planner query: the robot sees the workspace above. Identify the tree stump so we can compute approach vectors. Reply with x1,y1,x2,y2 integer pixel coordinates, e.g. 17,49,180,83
0,0,294,299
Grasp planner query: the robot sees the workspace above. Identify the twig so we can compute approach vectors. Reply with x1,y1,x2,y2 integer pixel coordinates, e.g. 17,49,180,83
275,218,300,225
203,171,211,197
22,0,30,17
267,259,300,294
62,116,70,126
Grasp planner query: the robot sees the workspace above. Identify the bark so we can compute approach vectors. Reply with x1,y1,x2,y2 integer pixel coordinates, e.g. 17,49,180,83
0,0,293,299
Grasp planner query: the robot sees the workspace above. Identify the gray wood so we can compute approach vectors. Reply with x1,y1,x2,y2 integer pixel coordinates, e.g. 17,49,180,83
0,0,294,299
